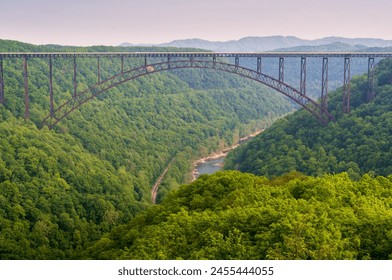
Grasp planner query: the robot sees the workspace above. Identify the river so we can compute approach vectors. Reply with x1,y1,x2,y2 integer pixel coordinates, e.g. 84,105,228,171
192,130,262,180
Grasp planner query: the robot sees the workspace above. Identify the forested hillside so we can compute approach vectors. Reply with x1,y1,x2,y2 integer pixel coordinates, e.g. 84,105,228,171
225,58,392,178
0,40,292,259
87,171,392,260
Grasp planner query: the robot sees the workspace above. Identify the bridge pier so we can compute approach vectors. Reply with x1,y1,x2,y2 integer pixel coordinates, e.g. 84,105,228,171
343,57,351,114
49,57,54,116
97,57,101,83
279,57,284,82
0,58,4,105
73,56,77,98
367,57,376,102
321,57,329,111
23,57,29,120
300,57,306,95
257,56,262,74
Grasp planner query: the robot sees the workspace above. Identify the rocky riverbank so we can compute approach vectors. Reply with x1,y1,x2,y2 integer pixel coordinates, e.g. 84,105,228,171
192,130,263,181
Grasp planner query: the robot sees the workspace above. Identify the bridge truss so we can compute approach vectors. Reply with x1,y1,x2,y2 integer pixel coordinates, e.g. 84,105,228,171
0,52,391,128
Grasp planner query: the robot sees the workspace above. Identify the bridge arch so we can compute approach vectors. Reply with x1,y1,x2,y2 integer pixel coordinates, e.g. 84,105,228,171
41,59,335,129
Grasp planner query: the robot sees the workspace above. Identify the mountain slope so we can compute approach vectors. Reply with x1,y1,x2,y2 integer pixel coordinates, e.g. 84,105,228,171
120,36,392,52
0,39,292,259
224,58,392,178
87,170,392,260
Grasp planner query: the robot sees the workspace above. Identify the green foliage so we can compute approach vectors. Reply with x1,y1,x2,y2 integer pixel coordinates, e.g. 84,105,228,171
225,59,392,178
88,171,392,260
0,39,292,259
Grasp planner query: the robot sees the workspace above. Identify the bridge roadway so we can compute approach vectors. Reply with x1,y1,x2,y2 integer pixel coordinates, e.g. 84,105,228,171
1,51,392,58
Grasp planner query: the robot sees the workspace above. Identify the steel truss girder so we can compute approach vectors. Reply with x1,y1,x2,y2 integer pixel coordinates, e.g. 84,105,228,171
343,57,351,114
41,59,335,129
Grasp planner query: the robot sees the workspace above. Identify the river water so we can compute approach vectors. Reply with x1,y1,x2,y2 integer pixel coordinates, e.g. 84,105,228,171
194,157,225,179
193,130,263,179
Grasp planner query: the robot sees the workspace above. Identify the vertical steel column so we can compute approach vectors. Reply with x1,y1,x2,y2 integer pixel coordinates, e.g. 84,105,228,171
235,56,239,72
0,57,4,105
235,56,239,66
343,57,351,114
167,55,171,68
257,56,262,74
73,56,77,98
367,57,375,102
121,56,124,73
144,56,148,73
97,57,101,83
190,55,194,67
23,56,29,120
49,57,54,116
279,57,284,82
300,57,306,95
213,55,216,68
321,57,329,110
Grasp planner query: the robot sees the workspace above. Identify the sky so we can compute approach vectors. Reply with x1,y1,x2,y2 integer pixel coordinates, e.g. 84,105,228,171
0,0,391,46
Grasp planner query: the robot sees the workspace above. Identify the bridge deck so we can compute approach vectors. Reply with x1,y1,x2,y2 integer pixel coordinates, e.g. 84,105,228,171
1,52,392,59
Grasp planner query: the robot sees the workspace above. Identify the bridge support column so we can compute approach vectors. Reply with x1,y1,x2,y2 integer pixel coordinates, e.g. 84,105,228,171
300,57,306,95
279,57,284,82
235,56,239,72
73,56,77,98
97,57,101,83
190,55,194,67
167,55,171,69
49,57,54,117
121,56,124,73
0,58,4,105
367,57,376,102
257,56,262,74
321,57,328,111
343,57,351,114
213,55,216,68
23,57,29,120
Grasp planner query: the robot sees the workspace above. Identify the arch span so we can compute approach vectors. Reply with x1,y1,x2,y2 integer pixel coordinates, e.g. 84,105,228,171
41,59,335,128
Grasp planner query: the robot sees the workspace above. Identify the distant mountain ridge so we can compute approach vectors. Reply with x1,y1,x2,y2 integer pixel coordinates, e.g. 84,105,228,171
120,36,392,52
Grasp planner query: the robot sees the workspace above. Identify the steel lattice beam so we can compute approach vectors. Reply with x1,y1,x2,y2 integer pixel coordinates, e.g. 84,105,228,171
1,51,388,128
2,52,392,59
41,59,335,129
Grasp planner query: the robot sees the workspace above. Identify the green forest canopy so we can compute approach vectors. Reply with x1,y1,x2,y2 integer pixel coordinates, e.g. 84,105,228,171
225,58,392,179
0,39,292,259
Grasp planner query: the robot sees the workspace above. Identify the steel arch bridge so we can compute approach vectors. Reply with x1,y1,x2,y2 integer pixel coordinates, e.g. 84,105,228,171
1,52,391,129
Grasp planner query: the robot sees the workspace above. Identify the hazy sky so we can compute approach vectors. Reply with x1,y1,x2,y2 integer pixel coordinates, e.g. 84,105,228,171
1,0,391,46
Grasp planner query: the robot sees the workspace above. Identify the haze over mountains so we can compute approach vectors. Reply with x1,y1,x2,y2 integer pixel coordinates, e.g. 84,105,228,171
120,36,392,52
